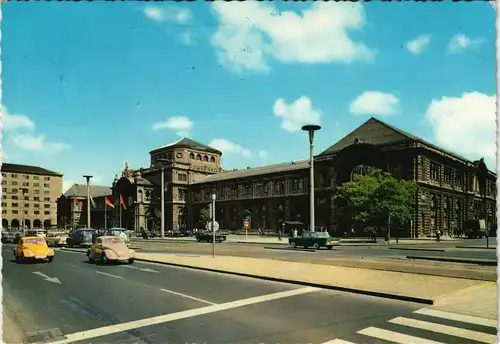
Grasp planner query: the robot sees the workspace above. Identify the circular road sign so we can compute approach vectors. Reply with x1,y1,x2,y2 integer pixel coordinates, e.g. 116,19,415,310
205,221,220,232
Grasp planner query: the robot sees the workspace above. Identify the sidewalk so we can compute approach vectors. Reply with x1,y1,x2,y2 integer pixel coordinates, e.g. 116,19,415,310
135,252,491,305
3,301,25,344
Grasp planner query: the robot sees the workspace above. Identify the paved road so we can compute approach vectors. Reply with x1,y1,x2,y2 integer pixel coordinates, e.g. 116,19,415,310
5,245,496,344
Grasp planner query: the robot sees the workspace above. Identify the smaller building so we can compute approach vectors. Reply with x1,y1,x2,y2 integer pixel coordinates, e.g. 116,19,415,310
1,163,63,230
57,184,112,229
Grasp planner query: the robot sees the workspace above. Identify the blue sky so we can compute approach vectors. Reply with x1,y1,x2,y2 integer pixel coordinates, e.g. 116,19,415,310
2,2,496,192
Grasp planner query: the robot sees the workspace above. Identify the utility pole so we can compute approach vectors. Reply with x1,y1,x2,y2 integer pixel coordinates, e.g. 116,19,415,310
301,124,321,233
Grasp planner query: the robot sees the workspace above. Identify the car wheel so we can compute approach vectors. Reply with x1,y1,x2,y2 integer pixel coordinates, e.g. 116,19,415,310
313,243,320,249
101,253,108,265
290,242,296,248
326,246,333,250
128,258,134,264
48,256,54,263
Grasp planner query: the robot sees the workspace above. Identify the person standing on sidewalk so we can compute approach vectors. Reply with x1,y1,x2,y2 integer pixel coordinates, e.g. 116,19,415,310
436,229,441,242
277,229,282,241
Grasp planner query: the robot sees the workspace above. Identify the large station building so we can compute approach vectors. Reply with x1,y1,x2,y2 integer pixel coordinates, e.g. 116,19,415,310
104,117,496,238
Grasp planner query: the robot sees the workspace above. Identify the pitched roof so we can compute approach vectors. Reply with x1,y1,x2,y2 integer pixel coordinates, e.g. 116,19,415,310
150,137,222,155
63,184,112,198
1,163,62,176
192,160,309,185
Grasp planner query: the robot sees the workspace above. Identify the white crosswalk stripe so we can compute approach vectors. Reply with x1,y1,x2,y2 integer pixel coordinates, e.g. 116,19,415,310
321,307,498,344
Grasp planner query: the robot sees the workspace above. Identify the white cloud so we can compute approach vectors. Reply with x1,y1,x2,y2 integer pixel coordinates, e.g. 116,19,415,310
0,150,8,163
448,34,482,53
425,92,496,168
210,2,374,72
209,138,251,158
12,133,70,153
273,96,322,133
349,91,400,116
152,116,194,137
258,150,268,158
143,5,192,24
179,31,195,46
2,106,35,132
406,35,431,54
143,6,163,21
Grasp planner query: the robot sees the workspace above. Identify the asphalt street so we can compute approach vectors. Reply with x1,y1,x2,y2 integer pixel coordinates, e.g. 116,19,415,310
4,244,496,344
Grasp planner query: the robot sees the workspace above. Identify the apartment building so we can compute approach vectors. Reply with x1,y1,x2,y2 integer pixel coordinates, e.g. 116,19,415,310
1,163,63,230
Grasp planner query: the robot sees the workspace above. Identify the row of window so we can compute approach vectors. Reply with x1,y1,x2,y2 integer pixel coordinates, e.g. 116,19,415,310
1,195,51,202
188,153,216,163
429,162,495,196
1,202,51,208
2,210,51,215
1,180,51,188
1,173,51,181
2,188,50,195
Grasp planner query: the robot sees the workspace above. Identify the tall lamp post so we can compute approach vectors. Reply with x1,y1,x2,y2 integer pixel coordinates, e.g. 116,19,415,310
302,124,321,232
154,159,171,239
83,175,93,228
20,188,28,231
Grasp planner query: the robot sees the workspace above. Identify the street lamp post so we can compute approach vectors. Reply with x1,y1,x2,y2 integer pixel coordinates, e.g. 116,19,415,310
212,193,216,258
20,188,28,231
83,175,93,228
301,124,321,233
154,159,171,239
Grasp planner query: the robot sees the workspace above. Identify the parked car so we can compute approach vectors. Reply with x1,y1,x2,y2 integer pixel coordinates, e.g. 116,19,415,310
87,236,136,264
26,229,47,238
1,231,16,243
288,231,340,249
67,228,96,247
106,228,130,244
195,231,226,243
13,236,55,263
45,232,69,247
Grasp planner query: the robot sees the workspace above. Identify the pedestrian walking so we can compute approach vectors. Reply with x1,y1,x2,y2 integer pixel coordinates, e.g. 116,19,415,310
372,228,377,243
278,230,282,241
436,229,441,242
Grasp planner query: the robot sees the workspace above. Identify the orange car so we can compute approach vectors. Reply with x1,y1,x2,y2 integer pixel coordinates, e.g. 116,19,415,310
13,236,55,263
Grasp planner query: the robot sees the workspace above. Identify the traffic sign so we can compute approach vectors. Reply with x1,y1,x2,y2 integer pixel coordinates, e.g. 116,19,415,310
243,220,249,228
205,221,219,232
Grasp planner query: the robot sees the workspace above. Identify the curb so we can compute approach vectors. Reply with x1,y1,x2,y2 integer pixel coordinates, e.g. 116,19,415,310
455,246,497,250
406,255,497,266
61,246,433,305
130,240,191,244
236,241,288,245
389,247,446,252
263,246,316,253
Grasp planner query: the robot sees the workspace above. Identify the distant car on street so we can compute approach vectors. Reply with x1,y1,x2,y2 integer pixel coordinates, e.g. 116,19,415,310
13,236,55,263
87,236,136,265
288,231,340,249
45,232,69,247
67,228,96,247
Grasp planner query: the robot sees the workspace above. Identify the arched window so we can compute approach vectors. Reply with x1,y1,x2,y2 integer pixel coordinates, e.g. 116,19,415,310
196,154,202,160
203,155,209,161
210,156,216,163
189,153,195,160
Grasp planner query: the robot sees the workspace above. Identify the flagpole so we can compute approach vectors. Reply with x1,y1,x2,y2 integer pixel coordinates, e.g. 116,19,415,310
119,194,122,228
105,200,107,230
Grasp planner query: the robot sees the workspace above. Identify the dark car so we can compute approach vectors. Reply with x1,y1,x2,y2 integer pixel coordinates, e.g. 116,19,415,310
288,231,340,249
67,228,96,247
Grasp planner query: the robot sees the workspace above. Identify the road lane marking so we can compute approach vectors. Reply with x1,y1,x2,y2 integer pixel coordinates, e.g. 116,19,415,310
32,272,62,284
321,339,358,344
48,286,319,344
95,271,122,279
120,265,159,273
414,308,498,328
160,288,216,305
358,326,444,344
389,316,496,343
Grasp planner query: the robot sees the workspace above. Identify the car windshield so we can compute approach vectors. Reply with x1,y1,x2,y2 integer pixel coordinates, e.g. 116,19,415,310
24,238,45,245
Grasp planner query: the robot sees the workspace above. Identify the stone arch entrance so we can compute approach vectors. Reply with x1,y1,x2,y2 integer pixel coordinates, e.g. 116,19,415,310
2,218,8,229
11,219,20,229
24,219,31,229
43,220,51,228
332,143,390,236
33,219,42,228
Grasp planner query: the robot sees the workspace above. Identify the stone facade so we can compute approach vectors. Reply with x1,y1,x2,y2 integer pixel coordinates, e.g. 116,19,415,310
106,118,496,238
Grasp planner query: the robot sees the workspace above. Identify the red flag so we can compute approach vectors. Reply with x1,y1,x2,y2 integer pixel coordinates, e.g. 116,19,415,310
120,195,126,209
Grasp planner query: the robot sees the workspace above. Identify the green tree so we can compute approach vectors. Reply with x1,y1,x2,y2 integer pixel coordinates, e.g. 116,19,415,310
333,168,417,229
199,205,211,224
